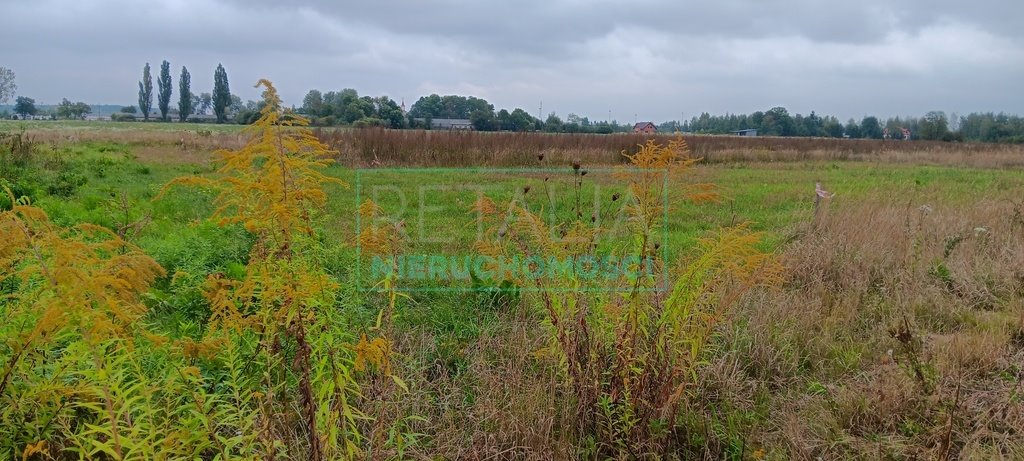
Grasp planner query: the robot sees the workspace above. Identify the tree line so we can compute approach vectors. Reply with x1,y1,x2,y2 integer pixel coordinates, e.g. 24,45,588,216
678,107,1024,142
295,91,1024,143
3,62,1023,143
297,91,623,133
128,61,231,123
1,67,95,120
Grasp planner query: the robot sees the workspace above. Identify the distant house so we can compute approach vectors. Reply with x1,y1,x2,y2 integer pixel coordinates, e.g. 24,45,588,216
414,118,474,130
10,114,52,121
731,129,758,137
189,114,220,122
633,122,657,134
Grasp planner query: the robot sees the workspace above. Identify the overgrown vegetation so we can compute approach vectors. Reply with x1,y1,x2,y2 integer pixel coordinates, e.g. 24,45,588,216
1,83,1022,459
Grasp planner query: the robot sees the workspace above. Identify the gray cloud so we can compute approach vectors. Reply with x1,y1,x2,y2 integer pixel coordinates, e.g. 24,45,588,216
1,0,1021,121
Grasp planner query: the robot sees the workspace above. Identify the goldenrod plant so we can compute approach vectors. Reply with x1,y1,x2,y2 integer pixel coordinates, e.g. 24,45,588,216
476,136,783,457
354,198,420,455
162,79,361,460
1,192,165,458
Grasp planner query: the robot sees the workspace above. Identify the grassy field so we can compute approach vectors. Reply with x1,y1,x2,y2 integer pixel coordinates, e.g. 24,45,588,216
2,120,1023,459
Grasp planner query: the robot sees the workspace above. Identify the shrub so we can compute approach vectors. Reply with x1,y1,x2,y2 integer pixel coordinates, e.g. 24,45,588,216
45,170,87,197
473,137,783,456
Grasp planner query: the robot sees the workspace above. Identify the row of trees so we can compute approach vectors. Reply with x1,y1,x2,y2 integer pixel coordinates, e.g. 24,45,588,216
9,96,92,119
299,89,405,128
679,107,968,141
6,61,1021,143
136,62,231,122
297,91,567,132
297,91,1023,142
2,68,93,120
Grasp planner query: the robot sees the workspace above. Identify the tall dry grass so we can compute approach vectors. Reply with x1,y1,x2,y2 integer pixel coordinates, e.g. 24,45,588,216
318,129,1024,168
364,197,1024,459
711,197,1024,459
8,125,1024,168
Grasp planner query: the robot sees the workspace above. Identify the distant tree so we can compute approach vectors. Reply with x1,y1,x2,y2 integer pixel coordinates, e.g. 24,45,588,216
792,114,809,137
177,66,192,122
565,113,585,133
301,90,324,116
120,105,137,114
509,108,535,132
342,95,374,124
76,102,91,118
470,108,496,131
761,107,795,136
844,119,862,138
860,116,883,139
14,96,36,116
157,60,172,121
58,100,74,119
496,109,512,131
822,117,844,138
374,96,406,128
56,98,91,119
918,111,951,141
138,62,153,121
749,111,765,131
803,111,824,137
197,92,212,115
408,94,442,119
229,94,244,116
543,112,563,132
213,64,230,123
0,67,15,104
409,93,494,120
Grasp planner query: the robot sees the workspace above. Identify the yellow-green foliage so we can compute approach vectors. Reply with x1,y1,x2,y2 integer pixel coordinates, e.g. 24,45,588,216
0,193,165,458
0,80,366,460
164,79,361,460
476,137,783,457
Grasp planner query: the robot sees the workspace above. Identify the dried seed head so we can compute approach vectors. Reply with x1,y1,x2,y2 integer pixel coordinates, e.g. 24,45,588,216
611,193,620,201
537,153,545,161
590,214,596,223
572,159,581,171
523,185,531,194
581,170,588,176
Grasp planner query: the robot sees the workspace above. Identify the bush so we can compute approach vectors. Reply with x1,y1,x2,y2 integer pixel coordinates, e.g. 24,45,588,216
0,177,37,210
353,117,387,128
111,113,137,121
46,170,87,197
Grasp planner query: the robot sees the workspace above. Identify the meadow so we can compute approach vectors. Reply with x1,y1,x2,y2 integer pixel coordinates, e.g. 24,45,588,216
1,104,1023,460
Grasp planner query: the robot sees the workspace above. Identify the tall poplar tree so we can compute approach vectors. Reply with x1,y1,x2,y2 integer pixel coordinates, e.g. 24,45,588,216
213,64,231,124
157,60,172,121
178,66,192,122
138,63,152,121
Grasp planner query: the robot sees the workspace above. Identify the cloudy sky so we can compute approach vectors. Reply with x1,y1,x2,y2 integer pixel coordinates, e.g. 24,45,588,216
2,0,1022,122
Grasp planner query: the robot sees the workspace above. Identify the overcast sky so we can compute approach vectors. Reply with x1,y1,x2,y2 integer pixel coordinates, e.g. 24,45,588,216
2,0,1022,122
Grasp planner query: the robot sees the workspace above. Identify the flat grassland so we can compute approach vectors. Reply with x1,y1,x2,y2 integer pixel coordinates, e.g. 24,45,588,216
2,121,1023,459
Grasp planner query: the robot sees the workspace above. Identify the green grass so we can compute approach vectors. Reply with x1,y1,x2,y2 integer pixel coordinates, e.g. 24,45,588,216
0,119,247,133
5,136,1023,458
9,139,1021,304
12,141,1023,271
